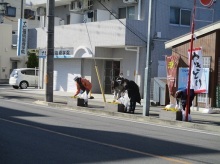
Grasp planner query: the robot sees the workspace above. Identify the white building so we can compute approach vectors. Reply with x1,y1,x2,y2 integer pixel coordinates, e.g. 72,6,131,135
0,0,40,83
27,0,220,97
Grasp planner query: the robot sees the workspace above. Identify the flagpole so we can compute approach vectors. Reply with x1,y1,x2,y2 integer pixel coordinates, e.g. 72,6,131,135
186,0,196,121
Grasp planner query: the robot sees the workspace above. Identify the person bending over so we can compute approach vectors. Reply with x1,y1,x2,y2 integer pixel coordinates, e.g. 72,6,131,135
73,76,92,107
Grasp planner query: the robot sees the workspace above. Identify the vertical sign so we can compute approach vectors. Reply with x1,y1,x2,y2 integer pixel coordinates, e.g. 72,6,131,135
17,19,28,56
165,55,180,95
188,48,205,92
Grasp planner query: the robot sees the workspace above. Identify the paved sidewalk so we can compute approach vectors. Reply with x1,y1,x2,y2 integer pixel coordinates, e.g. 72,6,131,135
20,89,220,134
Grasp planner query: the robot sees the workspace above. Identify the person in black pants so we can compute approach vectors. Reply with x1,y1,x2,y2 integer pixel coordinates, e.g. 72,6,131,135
175,88,195,114
123,79,141,114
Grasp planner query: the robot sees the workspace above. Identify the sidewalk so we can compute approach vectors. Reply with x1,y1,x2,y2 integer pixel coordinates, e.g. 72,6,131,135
21,89,220,134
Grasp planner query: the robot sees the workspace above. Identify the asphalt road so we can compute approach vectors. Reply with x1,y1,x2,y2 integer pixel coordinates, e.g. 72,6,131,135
0,85,67,103
0,86,220,163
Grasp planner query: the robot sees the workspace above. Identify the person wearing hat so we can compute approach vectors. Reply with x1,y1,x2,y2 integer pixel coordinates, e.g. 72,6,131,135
73,76,92,106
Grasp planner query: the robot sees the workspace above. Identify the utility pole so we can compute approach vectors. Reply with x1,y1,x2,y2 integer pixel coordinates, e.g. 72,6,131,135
45,0,54,102
143,0,153,116
21,0,23,19
186,0,196,121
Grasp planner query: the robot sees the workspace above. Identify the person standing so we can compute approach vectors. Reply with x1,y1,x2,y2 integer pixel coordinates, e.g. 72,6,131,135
73,76,92,107
123,79,141,113
112,73,125,100
116,73,124,84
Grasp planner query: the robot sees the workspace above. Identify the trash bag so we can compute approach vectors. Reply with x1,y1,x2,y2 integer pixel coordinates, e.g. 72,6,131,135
79,91,88,103
182,110,192,121
118,92,130,111
83,92,88,103
164,104,178,112
175,98,183,111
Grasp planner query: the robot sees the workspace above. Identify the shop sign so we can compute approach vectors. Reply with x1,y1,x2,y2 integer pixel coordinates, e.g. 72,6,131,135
38,48,74,58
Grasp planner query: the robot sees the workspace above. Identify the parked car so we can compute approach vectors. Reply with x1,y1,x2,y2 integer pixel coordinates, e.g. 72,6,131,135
9,68,38,89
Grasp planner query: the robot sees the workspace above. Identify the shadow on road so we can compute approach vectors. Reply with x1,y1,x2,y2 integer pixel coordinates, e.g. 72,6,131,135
1,95,36,101
0,105,219,164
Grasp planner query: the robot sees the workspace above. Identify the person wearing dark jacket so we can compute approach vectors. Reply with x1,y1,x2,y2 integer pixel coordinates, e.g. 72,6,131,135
123,79,141,113
175,88,195,114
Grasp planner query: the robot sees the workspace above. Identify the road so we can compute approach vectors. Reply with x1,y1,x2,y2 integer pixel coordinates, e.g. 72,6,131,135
0,86,220,163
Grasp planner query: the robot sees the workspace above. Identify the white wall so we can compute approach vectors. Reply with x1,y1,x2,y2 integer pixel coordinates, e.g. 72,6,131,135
35,19,127,50
91,59,104,93
0,24,26,79
112,48,136,81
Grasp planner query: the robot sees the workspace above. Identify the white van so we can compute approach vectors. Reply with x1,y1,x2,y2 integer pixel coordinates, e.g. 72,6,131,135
9,68,38,89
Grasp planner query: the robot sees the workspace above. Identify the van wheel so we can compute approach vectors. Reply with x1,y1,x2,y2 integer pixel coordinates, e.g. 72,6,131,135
12,86,19,89
20,81,28,89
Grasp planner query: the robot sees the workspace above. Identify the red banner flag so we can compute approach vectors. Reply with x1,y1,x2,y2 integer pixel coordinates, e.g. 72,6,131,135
166,55,180,95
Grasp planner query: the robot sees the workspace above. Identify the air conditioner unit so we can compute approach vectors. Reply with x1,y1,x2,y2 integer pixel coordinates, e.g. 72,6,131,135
123,0,138,4
69,0,92,12
36,7,45,16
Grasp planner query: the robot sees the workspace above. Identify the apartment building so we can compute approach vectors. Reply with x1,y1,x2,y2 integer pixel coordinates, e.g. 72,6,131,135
27,0,220,95
0,0,40,82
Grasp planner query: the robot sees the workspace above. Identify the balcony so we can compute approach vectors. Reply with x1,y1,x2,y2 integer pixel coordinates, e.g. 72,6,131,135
27,0,145,49
34,18,146,50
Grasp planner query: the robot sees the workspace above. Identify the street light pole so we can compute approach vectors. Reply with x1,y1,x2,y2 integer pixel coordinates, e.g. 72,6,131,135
45,0,54,102
143,0,153,116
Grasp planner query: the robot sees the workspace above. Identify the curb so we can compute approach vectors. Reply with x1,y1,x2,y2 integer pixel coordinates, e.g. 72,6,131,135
34,101,220,134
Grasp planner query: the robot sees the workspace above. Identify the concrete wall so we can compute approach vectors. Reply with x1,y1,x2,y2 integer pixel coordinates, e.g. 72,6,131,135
91,59,104,93
35,20,127,50
82,58,92,81
95,48,113,58
0,24,26,79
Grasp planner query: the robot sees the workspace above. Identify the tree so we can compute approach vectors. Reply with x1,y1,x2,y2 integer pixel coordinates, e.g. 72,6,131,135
26,52,39,68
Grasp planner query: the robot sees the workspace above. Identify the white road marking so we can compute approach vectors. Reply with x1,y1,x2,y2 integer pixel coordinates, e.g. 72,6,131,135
1,98,220,137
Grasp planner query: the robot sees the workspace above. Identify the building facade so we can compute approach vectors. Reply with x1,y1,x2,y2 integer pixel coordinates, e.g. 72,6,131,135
0,0,40,82
165,21,220,108
27,0,220,96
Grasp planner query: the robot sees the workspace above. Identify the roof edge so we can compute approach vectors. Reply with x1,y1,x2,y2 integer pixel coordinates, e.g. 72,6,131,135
165,21,220,49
